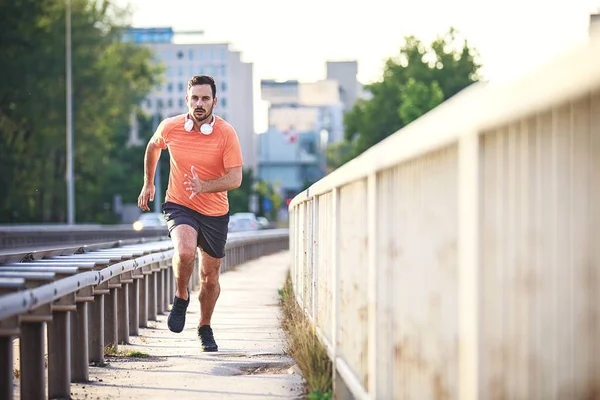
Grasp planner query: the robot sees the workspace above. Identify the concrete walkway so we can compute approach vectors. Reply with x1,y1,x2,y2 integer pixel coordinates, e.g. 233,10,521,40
70,251,305,400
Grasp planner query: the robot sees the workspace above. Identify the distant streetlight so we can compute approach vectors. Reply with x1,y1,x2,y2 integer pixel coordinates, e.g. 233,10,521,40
66,0,75,224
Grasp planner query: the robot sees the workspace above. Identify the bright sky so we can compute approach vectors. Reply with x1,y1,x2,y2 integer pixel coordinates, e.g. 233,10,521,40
116,0,597,132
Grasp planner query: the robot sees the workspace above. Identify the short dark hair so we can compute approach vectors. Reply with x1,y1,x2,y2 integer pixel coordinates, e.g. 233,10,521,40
187,75,216,98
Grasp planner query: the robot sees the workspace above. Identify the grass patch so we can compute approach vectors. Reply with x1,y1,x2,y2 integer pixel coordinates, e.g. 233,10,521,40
104,345,150,358
104,344,119,356
279,271,332,399
126,351,151,358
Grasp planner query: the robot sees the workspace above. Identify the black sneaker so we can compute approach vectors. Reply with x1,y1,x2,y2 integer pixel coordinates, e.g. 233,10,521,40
198,325,218,352
167,290,190,333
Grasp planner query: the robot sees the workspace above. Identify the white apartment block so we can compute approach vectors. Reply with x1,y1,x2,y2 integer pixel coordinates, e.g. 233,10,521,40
261,78,345,143
126,28,256,171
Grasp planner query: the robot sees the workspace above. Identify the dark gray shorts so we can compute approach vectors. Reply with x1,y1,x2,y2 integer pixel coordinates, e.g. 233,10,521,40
161,201,229,259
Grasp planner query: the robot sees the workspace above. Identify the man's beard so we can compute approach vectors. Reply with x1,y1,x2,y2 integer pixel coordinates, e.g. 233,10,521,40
192,107,212,124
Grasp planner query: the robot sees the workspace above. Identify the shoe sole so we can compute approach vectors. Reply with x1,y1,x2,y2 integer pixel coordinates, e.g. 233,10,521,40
201,347,218,352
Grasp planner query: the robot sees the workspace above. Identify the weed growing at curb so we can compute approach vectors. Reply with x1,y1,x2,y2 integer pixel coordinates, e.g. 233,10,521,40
104,345,151,358
279,271,332,399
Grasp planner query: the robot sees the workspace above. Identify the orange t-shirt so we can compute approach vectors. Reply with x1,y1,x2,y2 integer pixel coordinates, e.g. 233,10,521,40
151,114,243,216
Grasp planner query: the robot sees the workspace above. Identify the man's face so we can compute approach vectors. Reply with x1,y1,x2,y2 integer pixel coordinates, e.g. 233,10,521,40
186,84,217,122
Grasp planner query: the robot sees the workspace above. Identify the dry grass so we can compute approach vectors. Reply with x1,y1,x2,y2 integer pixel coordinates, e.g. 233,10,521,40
279,271,332,399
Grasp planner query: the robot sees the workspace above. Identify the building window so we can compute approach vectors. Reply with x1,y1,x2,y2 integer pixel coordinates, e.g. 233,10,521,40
178,82,184,92
220,65,226,76
179,99,184,108
167,83,173,92
221,82,227,92
146,99,152,108
167,99,173,108
157,99,164,108
220,98,227,108
188,49,193,60
177,50,184,60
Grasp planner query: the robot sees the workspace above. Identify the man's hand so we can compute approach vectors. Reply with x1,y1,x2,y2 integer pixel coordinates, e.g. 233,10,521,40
137,184,156,211
184,166,208,199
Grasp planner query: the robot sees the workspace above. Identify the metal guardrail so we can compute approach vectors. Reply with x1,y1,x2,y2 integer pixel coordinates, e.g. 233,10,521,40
0,224,168,249
0,229,288,400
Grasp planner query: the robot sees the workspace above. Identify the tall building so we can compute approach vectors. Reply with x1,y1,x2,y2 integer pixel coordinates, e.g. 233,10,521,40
260,79,344,143
125,28,256,171
326,61,359,113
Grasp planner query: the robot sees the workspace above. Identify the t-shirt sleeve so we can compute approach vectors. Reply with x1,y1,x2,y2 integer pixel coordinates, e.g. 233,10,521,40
223,126,244,169
150,119,169,150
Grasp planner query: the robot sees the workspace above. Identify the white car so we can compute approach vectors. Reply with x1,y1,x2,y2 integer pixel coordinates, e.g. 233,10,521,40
229,213,259,232
132,212,167,231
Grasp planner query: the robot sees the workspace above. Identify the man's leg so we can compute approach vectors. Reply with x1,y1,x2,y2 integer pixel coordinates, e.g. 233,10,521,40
198,249,222,326
167,224,197,333
171,224,198,300
197,249,221,351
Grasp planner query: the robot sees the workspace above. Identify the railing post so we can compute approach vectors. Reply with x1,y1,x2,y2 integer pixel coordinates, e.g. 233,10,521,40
157,267,164,315
48,310,71,398
367,173,379,398
117,284,130,344
139,270,149,327
71,302,89,382
104,287,118,349
458,131,481,400
311,196,319,322
148,269,157,321
129,278,140,336
0,336,13,400
88,294,105,363
330,188,350,400
20,322,46,400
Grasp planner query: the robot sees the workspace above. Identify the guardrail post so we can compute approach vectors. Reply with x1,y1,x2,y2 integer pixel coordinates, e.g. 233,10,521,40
20,322,46,400
104,288,118,349
88,294,105,363
129,278,140,336
139,271,149,327
0,336,13,400
148,267,157,321
71,302,89,382
117,284,130,344
162,268,169,312
156,267,164,315
48,310,71,398
165,267,172,308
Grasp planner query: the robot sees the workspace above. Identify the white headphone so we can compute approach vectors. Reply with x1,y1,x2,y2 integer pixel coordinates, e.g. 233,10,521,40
184,114,216,135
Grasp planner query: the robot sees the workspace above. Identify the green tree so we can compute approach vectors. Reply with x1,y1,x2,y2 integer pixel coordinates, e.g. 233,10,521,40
343,28,480,160
325,140,355,171
228,167,255,215
0,0,162,222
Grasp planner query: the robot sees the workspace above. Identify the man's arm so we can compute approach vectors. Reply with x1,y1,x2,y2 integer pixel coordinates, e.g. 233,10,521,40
184,166,242,198
138,141,162,211
143,141,162,185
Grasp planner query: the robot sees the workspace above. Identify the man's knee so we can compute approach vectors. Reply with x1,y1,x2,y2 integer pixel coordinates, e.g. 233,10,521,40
200,256,221,285
174,244,196,266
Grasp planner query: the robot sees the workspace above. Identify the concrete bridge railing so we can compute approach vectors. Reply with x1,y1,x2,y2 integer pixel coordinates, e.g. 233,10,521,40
289,34,600,399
